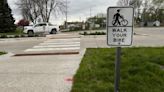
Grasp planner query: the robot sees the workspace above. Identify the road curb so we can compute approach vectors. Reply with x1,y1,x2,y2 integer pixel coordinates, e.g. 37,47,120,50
14,52,79,56
0,37,45,40
134,33,149,36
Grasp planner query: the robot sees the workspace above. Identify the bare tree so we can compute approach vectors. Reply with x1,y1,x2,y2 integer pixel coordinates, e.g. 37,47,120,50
152,0,164,8
17,0,40,23
117,0,132,6
117,0,143,15
17,0,66,23
117,0,144,24
37,0,66,22
117,0,142,7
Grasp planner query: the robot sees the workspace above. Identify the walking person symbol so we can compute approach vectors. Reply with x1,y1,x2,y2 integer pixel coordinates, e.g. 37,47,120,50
112,9,128,26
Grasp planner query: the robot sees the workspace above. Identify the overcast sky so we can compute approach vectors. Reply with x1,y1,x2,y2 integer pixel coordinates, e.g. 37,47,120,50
8,0,118,25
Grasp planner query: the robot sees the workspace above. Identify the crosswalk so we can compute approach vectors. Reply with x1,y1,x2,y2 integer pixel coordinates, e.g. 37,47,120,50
16,34,81,56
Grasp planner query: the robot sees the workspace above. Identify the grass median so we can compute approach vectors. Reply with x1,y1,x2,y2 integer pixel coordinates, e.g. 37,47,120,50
71,47,164,92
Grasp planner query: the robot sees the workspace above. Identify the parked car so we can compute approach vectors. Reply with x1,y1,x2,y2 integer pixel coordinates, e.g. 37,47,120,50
24,23,60,37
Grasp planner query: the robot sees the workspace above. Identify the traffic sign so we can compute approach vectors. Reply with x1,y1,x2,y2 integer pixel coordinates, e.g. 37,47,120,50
107,7,134,46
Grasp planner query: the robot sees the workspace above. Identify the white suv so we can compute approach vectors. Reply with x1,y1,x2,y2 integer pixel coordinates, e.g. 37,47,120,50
24,23,60,37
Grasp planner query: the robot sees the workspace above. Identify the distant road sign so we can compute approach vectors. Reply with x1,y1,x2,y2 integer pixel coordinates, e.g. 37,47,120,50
107,7,134,46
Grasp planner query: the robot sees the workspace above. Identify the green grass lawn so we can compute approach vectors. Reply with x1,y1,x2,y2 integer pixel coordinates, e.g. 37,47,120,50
71,47,164,92
0,52,6,55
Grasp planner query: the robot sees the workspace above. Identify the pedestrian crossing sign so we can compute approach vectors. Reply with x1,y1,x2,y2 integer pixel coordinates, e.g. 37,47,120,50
107,7,134,46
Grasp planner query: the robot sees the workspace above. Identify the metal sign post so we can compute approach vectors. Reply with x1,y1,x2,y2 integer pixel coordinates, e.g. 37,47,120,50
115,47,121,92
107,7,134,92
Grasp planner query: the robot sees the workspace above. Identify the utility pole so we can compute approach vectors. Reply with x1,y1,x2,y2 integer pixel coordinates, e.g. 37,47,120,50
89,7,92,31
90,7,92,18
65,0,68,29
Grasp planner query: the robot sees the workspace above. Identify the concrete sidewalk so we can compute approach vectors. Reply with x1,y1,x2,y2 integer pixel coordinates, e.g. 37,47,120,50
0,49,85,92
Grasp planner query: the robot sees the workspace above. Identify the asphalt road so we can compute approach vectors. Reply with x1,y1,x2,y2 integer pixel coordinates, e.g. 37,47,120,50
70,27,164,48
0,37,45,54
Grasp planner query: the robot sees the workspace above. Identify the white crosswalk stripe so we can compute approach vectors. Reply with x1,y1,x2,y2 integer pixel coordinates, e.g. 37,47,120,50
25,47,80,52
39,42,80,45
33,44,80,48
24,36,81,53
44,39,80,43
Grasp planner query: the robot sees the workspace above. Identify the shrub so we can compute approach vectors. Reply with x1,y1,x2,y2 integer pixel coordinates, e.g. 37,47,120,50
21,35,26,37
14,35,20,38
17,19,29,27
84,32,88,35
0,35,7,38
